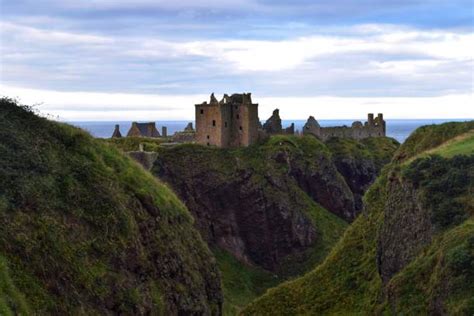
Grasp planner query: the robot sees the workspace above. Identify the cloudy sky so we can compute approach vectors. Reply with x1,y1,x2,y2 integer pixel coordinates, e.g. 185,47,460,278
0,0,473,120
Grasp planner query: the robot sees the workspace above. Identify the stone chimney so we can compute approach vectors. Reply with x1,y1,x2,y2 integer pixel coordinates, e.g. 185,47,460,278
368,113,374,126
162,126,168,137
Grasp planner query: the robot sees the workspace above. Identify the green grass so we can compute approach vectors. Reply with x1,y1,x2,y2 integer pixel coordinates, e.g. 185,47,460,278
0,98,222,314
243,121,474,315
424,130,474,158
394,120,474,162
326,137,399,164
0,255,30,315
214,248,280,315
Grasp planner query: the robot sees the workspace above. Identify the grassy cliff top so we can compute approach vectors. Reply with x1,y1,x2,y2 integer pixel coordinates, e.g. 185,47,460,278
0,98,222,314
394,120,474,162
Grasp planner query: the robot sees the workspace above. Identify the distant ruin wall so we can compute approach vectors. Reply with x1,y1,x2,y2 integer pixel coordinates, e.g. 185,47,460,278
303,113,386,141
172,132,196,143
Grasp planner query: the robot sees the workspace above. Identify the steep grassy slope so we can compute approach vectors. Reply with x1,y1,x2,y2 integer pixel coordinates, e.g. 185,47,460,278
0,98,222,314
243,121,474,315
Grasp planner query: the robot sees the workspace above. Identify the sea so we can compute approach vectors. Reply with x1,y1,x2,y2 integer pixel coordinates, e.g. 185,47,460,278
69,119,471,144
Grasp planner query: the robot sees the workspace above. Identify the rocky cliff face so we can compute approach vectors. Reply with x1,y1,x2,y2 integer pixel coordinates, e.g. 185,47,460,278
330,156,376,211
376,177,433,284
153,143,319,271
283,148,356,221
152,136,397,272
326,137,400,213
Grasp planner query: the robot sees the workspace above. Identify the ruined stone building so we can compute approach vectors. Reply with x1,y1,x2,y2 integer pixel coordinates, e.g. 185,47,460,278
112,122,165,138
127,122,161,137
263,109,295,135
195,93,260,147
111,124,122,138
171,123,196,143
303,113,386,141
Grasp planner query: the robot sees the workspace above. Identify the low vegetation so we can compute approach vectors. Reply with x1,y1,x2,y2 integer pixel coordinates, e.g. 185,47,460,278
0,98,222,314
213,249,279,316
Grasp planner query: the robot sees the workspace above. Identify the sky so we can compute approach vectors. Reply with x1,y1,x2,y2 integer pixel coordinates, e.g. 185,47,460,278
0,0,473,120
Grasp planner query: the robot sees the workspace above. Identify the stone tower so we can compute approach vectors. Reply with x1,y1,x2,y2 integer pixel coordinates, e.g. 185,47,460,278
195,93,259,147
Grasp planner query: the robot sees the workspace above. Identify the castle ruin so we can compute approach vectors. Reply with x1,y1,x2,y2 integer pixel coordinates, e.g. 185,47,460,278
110,93,386,147
303,113,386,141
112,122,163,138
195,93,260,147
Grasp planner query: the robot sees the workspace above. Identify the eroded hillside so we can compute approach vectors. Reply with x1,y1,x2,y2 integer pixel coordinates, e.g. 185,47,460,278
0,99,222,315
144,134,398,313
243,121,474,315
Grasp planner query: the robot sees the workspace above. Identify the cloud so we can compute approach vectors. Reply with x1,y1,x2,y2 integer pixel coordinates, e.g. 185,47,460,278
1,84,472,121
1,21,472,98
178,29,473,72
0,22,112,45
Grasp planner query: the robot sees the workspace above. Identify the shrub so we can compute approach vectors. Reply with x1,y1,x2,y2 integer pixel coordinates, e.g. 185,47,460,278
403,154,473,229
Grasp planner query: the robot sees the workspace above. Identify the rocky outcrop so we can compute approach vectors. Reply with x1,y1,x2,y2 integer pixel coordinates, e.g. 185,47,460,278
153,152,318,271
127,151,158,170
325,137,399,214
282,151,356,221
331,157,377,211
376,176,433,284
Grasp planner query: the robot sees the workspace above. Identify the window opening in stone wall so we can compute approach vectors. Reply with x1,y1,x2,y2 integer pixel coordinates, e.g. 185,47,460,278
236,114,240,119
207,135,210,139
225,122,228,127
212,120,216,126
239,126,242,131
200,109,204,114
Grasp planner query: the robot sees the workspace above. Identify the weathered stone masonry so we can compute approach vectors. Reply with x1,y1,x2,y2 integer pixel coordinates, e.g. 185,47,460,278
195,93,260,148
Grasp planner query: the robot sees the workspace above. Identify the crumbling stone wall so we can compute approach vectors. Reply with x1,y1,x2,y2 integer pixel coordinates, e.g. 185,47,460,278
262,109,295,136
303,113,386,141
